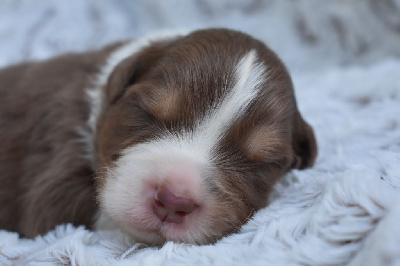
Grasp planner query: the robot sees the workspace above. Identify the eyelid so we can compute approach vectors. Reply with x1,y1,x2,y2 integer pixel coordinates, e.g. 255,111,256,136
139,88,181,123
243,126,290,162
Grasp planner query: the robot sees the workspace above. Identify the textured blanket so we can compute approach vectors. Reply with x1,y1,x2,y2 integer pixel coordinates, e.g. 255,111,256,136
1,1,400,265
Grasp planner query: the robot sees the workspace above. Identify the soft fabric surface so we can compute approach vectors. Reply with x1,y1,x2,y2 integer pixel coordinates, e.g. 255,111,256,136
1,1,400,265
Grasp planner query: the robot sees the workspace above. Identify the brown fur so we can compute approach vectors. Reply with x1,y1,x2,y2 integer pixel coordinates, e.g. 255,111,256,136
0,43,122,237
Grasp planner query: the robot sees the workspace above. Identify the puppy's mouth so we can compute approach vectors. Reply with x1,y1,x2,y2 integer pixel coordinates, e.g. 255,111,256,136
126,182,207,244
101,175,212,245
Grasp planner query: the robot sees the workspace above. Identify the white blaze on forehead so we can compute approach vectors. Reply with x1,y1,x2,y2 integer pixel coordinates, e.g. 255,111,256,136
192,50,268,156
113,50,268,165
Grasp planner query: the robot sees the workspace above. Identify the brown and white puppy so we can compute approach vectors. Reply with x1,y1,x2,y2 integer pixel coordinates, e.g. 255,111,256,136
0,28,316,245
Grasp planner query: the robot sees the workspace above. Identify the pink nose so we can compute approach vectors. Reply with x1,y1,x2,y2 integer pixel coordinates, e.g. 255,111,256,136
153,187,196,223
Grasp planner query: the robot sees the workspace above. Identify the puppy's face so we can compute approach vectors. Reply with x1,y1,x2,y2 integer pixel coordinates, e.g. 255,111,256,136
95,29,317,245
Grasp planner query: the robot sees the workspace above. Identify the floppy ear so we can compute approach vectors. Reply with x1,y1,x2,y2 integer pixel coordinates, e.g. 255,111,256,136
104,40,173,104
105,54,141,104
291,111,317,169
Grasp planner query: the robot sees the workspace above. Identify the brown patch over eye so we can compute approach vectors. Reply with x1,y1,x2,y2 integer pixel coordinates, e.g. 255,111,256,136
144,89,180,122
243,125,291,163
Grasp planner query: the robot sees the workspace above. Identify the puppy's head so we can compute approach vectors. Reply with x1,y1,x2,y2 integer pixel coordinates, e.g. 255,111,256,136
94,29,317,245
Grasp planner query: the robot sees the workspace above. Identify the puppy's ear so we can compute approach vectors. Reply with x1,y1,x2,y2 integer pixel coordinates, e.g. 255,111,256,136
291,112,317,169
104,40,173,104
105,54,141,104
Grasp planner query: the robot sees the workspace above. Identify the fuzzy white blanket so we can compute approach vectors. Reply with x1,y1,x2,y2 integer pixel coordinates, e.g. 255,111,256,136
1,1,400,265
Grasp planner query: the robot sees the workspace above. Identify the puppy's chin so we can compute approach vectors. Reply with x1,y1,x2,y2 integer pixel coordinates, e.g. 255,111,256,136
97,196,222,245
99,198,233,246
118,223,166,246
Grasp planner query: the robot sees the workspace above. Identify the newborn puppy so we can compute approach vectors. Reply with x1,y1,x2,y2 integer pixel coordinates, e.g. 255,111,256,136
0,28,317,245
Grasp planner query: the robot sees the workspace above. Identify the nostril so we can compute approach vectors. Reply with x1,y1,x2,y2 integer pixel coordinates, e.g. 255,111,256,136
155,199,164,208
153,187,196,223
157,187,195,213
175,211,189,216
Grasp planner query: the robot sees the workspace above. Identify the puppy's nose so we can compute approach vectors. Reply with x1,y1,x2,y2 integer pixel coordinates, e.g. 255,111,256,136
153,187,195,223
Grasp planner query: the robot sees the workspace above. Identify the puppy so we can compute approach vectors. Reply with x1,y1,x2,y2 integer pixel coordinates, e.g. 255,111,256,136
0,28,317,245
